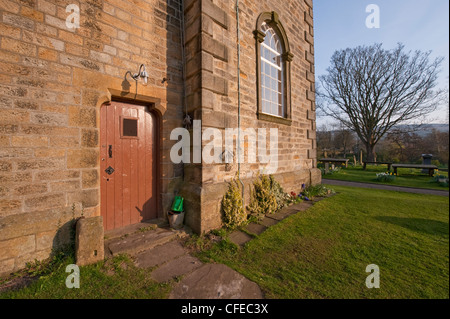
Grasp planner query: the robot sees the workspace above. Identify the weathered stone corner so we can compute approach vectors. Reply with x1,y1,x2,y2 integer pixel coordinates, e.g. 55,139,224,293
75,216,104,266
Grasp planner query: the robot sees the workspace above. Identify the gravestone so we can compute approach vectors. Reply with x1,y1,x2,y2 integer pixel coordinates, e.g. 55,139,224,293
422,154,433,174
324,162,330,174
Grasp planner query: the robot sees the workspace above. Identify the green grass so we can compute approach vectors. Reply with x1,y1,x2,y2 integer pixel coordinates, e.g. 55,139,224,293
322,165,449,190
0,253,172,299
199,186,449,299
2,186,448,299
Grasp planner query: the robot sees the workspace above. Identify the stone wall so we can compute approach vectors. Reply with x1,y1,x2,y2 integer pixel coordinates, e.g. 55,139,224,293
0,0,184,276
0,0,319,276
181,0,320,234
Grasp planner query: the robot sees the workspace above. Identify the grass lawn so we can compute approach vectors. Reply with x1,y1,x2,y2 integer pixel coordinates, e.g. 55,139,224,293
322,165,449,191
199,186,449,299
1,186,448,299
0,253,173,299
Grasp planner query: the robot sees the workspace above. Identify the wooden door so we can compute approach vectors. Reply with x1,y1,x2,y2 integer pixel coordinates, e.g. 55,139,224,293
100,101,158,231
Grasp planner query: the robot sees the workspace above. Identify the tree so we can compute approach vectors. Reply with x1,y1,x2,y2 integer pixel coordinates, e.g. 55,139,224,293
424,129,449,166
318,43,444,161
317,124,334,158
333,122,355,158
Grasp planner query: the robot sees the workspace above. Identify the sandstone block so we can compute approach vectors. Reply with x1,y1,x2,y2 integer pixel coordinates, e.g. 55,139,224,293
67,149,99,169
310,168,322,185
24,193,65,211
82,169,99,189
81,129,98,148
0,258,15,277
0,235,35,261
67,189,99,208
68,106,97,128
75,216,104,266
0,199,22,216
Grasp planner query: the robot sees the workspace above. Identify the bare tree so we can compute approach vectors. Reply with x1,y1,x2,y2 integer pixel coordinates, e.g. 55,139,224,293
333,122,355,158
318,43,445,161
317,124,334,158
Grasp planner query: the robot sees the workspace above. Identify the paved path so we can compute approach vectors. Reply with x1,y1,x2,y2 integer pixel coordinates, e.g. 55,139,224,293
134,239,263,299
104,222,263,299
323,179,449,197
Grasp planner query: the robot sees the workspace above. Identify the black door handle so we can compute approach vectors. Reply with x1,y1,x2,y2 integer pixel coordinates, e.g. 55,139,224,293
109,145,113,158
105,166,115,175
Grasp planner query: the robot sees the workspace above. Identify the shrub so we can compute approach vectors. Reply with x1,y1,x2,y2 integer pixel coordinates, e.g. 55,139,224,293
302,185,335,199
431,160,441,167
221,176,247,230
269,175,291,211
247,174,290,220
247,174,277,220
376,172,396,182
432,174,449,187
320,167,341,175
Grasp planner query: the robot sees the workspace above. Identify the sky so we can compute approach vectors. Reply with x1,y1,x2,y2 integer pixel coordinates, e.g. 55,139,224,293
314,0,449,127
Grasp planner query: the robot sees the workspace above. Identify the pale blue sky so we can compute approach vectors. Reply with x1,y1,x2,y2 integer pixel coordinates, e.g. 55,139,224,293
314,0,449,125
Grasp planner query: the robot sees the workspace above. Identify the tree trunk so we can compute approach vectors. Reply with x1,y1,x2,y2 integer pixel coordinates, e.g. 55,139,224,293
365,143,377,162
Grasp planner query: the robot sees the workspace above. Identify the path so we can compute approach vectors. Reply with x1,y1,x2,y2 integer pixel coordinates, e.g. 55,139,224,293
104,220,263,299
103,198,328,299
323,179,449,197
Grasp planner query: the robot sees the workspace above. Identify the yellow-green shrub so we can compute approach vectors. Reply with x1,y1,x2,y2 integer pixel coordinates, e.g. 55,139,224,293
221,177,246,230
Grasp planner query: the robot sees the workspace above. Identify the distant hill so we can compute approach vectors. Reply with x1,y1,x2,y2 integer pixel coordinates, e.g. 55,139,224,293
319,124,449,136
394,124,449,137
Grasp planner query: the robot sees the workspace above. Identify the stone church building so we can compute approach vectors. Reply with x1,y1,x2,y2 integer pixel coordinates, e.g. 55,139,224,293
0,0,319,276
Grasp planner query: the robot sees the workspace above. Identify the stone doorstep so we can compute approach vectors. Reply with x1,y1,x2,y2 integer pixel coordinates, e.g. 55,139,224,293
104,219,169,242
106,227,177,257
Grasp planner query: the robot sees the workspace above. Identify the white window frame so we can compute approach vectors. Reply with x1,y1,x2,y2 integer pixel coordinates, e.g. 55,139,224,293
260,26,285,118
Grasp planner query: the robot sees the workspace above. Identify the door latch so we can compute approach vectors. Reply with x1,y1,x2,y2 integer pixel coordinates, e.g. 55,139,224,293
108,145,113,158
105,166,115,175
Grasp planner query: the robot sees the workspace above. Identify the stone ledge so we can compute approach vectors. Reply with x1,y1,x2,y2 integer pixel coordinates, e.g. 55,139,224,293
257,113,292,126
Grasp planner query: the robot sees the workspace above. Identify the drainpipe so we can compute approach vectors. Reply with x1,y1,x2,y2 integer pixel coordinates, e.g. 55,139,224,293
236,0,245,206
179,0,188,181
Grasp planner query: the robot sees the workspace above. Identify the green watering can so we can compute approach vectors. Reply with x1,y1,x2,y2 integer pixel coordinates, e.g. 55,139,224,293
171,196,184,212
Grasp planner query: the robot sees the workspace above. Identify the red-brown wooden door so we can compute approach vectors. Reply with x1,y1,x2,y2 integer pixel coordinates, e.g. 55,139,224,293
100,101,157,231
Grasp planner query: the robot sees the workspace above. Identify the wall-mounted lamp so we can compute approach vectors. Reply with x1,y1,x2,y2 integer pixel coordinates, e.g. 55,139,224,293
126,64,149,86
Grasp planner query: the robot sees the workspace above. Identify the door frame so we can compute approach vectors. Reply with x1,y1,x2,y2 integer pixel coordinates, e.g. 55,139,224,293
100,97,162,230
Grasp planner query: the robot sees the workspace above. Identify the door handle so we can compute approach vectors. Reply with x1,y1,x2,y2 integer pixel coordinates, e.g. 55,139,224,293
109,145,113,158
105,166,115,175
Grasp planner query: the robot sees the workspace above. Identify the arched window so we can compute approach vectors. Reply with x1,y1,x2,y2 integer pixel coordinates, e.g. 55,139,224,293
260,23,284,116
254,12,293,125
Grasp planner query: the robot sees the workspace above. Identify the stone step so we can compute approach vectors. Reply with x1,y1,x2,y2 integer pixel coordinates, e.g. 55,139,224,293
106,227,176,257
133,237,203,283
134,241,186,269
169,264,263,299
104,219,169,242
150,254,203,283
